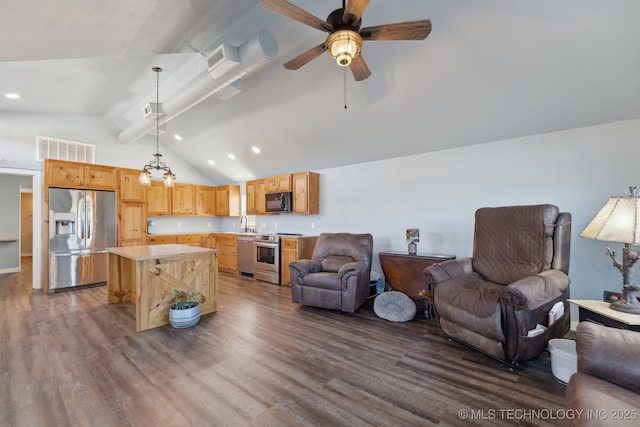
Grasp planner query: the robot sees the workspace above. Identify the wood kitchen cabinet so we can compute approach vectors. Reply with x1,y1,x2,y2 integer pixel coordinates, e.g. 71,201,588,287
146,180,172,215
214,234,238,273
266,174,292,193
148,235,178,245
280,236,318,285
45,159,117,190
246,179,266,215
119,203,147,246
119,168,146,203
195,185,216,216
171,183,196,215
292,172,320,214
215,185,241,217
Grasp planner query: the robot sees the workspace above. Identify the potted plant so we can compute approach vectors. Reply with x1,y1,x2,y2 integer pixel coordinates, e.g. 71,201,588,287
168,289,202,328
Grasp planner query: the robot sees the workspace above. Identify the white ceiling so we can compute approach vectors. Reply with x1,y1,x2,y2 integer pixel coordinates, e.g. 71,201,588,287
1,0,640,184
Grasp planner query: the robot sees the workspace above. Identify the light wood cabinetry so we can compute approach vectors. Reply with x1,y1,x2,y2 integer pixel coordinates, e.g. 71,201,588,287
148,235,177,245
177,234,202,246
214,234,238,273
292,172,320,214
171,183,196,215
195,185,216,216
215,185,241,217
119,203,146,246
45,159,117,190
118,168,147,247
246,179,266,215
266,174,292,193
146,181,172,215
119,168,146,202
280,236,318,285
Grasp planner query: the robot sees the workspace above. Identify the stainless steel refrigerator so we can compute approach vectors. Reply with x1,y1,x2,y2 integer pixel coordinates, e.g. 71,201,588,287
48,188,116,292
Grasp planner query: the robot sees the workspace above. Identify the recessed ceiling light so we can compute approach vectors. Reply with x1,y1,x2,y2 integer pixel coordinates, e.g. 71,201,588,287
173,134,182,141
252,146,261,154
228,154,236,160
207,159,215,165
5,93,20,99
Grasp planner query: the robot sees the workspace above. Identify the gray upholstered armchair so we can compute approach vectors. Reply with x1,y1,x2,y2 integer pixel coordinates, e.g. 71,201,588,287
289,233,373,313
423,204,572,365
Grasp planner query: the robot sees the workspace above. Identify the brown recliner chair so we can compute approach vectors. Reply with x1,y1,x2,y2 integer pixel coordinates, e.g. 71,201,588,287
566,322,640,427
289,233,373,313
423,204,572,365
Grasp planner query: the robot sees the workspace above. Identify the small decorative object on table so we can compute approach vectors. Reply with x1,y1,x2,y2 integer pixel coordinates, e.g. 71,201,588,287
169,289,202,328
406,228,419,255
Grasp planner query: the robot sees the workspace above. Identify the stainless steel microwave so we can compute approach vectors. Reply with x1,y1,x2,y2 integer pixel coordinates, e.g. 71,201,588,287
265,191,292,213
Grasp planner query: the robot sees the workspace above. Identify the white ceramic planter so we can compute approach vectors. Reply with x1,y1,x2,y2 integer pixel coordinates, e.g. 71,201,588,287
169,302,201,328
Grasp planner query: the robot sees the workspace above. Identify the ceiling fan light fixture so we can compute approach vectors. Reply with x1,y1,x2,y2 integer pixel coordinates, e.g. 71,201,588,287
327,30,362,67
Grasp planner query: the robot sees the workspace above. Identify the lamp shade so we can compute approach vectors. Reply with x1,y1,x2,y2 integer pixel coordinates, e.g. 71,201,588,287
580,196,640,244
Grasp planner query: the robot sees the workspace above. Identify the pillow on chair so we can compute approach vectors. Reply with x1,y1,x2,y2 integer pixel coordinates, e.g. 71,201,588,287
374,291,417,322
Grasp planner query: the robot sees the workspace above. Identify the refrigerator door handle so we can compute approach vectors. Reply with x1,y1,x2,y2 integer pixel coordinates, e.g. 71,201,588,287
86,196,93,240
78,197,85,239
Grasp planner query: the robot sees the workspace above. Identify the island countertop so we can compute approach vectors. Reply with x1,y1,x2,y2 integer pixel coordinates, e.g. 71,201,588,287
107,244,217,261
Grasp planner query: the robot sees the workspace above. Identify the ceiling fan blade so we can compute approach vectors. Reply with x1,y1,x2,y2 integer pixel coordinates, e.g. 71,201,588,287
261,0,332,32
343,0,370,25
349,54,371,81
284,43,327,70
360,19,432,41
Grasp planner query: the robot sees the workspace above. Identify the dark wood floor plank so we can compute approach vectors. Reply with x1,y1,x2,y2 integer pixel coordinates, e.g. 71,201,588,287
0,258,569,426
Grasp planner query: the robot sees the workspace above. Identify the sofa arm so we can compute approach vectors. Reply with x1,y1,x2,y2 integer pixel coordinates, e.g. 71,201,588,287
576,322,640,393
338,261,367,284
422,258,473,287
289,259,321,278
501,269,569,310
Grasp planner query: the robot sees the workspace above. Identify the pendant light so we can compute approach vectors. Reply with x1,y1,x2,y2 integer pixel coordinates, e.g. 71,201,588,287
139,67,176,187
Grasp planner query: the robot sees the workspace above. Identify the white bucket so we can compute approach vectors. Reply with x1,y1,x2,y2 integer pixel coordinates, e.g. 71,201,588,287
548,338,577,383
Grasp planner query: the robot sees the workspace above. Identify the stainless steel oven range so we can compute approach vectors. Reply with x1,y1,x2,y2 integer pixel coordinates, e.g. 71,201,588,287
254,234,280,284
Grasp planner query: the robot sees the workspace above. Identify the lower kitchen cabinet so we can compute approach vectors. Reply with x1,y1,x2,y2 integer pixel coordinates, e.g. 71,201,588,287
280,236,318,285
215,234,238,273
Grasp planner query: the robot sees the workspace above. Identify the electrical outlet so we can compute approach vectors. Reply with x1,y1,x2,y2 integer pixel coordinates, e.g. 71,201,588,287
207,222,211,227
311,222,315,229
177,222,181,228
274,222,278,229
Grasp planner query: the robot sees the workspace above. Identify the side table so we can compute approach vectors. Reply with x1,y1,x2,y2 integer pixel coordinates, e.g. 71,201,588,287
378,251,455,317
569,299,640,332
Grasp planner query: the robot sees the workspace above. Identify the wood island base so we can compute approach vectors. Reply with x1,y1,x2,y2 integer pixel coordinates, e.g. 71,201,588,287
107,244,218,332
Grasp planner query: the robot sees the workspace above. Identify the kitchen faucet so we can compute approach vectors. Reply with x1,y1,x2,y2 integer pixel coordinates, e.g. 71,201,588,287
240,215,247,232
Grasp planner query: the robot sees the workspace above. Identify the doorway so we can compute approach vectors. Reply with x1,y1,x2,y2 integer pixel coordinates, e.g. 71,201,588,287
21,190,33,256
0,168,42,289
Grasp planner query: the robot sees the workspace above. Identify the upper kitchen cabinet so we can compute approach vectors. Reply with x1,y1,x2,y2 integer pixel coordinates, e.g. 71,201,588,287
119,168,146,203
171,183,196,215
292,172,319,214
246,179,266,215
216,185,241,217
195,185,216,216
45,159,116,190
266,174,292,193
146,180,172,215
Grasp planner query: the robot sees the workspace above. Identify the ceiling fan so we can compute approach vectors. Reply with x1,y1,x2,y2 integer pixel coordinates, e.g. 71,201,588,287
261,0,432,81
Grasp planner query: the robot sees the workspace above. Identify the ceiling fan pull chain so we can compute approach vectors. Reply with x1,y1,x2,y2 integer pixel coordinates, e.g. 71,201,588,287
344,67,348,109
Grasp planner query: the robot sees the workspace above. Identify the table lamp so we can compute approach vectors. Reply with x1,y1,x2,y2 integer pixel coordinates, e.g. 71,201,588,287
406,228,419,255
580,186,640,314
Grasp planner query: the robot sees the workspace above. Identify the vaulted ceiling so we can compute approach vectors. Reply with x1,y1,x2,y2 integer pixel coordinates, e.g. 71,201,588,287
1,0,639,183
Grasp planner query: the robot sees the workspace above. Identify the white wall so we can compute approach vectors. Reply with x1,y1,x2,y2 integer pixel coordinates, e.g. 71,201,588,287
243,118,640,311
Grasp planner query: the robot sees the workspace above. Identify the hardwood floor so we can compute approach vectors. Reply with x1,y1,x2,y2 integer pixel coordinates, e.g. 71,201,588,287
1,258,569,426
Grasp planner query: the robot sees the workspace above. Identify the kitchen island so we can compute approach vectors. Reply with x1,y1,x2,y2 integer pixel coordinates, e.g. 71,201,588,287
107,244,218,332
